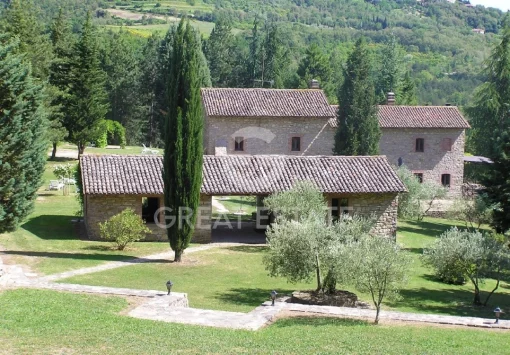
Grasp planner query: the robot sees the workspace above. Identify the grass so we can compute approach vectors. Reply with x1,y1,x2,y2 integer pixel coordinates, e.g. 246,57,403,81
0,159,170,275
62,245,315,312
59,142,163,155
1,289,509,354
61,217,510,318
212,196,257,222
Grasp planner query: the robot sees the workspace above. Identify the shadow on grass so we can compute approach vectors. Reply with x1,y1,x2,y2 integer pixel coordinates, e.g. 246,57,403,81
216,287,295,308
47,157,77,162
399,219,469,238
0,250,172,264
387,287,510,318
21,215,76,240
272,317,369,328
402,247,424,255
225,245,267,253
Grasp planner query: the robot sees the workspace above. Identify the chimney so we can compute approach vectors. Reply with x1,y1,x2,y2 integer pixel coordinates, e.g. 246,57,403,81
387,92,395,105
308,79,320,89
445,103,451,106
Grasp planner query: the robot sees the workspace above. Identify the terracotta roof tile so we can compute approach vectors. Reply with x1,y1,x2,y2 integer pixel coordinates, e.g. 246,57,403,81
201,88,336,118
328,105,470,129
80,155,406,195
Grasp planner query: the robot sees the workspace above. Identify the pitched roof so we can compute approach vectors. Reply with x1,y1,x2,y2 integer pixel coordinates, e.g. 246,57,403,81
80,155,406,195
201,88,336,118
378,106,470,128
328,105,470,129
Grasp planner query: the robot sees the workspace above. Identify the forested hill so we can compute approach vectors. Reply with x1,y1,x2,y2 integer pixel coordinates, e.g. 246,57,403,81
1,0,507,105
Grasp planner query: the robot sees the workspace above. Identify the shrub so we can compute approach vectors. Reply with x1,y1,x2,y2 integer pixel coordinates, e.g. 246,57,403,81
99,208,150,250
424,227,510,305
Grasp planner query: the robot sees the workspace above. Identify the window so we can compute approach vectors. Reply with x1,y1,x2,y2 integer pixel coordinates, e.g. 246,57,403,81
441,174,451,187
142,197,160,223
414,173,423,183
291,137,301,152
415,138,424,152
331,198,349,218
442,138,452,151
234,137,244,151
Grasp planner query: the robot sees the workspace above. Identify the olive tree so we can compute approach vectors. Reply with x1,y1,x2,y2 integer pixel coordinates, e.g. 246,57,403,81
447,194,495,231
397,166,447,220
339,235,411,324
264,181,375,293
424,227,510,306
264,181,331,291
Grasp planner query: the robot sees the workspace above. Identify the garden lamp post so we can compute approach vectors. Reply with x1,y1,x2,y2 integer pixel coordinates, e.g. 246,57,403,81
494,307,503,324
166,280,173,295
270,290,277,306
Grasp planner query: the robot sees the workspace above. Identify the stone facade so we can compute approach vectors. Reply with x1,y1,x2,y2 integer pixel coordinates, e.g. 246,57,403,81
204,116,335,156
326,193,399,239
255,192,398,239
379,128,465,197
84,194,212,243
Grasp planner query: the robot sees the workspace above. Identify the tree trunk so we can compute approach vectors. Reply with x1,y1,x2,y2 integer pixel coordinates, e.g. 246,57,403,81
51,143,57,160
78,143,85,158
374,305,380,325
484,277,500,306
315,254,322,292
174,249,183,262
473,287,482,305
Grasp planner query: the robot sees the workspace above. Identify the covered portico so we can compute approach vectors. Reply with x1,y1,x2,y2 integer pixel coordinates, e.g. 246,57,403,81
80,154,406,243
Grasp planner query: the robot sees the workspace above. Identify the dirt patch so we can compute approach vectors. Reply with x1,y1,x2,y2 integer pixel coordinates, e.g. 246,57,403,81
290,290,370,308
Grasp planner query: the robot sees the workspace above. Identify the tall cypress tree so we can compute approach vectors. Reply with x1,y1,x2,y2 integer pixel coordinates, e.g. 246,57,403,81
466,22,510,159
334,37,380,156
376,36,402,103
47,8,72,160
484,131,510,233
163,19,205,262
0,0,51,80
203,18,234,87
0,36,47,233
64,13,108,156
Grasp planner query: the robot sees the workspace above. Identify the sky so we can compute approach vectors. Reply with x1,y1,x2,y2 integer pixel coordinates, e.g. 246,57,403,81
469,0,509,11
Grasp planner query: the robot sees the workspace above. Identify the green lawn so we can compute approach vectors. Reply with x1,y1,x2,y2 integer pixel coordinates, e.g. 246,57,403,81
212,196,257,222
0,289,509,354
61,217,510,318
58,142,163,155
0,160,170,275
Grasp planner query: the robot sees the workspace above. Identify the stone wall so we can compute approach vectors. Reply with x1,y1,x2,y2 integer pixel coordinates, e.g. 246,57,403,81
205,116,335,156
326,193,399,239
84,194,212,243
379,128,465,197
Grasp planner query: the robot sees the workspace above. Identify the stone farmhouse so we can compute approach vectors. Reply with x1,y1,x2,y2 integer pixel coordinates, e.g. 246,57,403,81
202,88,469,196
201,88,336,156
80,155,406,242
80,86,469,243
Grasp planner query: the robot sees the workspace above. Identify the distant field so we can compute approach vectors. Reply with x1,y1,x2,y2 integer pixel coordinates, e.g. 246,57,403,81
105,20,215,36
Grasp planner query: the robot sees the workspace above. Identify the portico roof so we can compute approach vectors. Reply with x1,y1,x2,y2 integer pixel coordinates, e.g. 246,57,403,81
80,155,406,196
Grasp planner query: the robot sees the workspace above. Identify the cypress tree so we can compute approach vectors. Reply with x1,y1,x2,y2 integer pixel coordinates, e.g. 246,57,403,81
203,18,234,87
47,8,72,160
377,36,402,104
484,131,510,233
64,13,108,156
466,22,510,159
0,0,51,80
398,71,418,105
163,19,205,262
0,36,47,233
334,37,380,156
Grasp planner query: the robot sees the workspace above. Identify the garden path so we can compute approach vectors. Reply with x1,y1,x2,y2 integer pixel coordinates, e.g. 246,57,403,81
38,244,216,282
